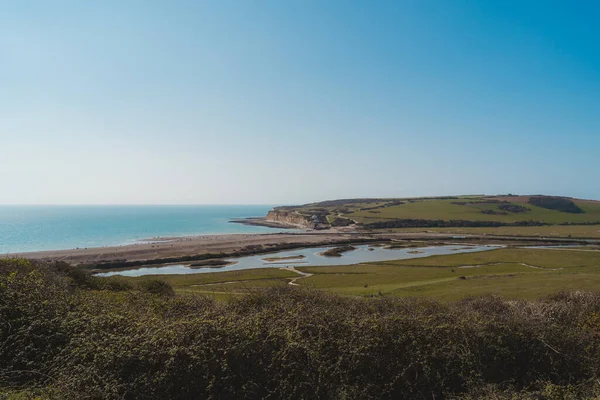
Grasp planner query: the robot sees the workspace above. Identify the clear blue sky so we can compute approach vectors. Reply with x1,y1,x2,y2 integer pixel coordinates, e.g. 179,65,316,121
1,0,599,204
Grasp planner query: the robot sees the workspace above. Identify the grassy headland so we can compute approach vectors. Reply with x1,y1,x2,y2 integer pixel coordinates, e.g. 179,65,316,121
268,195,600,232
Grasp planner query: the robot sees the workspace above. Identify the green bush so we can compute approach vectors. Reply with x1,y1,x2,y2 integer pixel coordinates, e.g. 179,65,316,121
3,259,600,399
137,278,175,296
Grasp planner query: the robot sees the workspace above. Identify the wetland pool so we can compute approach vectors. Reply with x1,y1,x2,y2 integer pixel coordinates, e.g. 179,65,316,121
97,244,501,277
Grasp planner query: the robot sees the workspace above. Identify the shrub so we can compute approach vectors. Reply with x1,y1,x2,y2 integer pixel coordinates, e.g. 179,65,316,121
329,217,354,227
498,203,530,213
3,260,600,399
137,278,174,296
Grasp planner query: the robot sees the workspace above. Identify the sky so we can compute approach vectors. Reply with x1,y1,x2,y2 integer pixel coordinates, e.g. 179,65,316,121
1,0,599,205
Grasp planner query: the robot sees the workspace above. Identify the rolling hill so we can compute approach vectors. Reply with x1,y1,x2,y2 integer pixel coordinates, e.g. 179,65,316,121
269,195,600,229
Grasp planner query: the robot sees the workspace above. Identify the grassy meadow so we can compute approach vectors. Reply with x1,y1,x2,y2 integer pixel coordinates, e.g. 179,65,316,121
348,198,600,224
298,247,600,299
109,267,296,301
163,247,600,301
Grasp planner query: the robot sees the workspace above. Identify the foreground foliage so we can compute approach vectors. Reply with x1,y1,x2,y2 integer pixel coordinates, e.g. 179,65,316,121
2,258,600,399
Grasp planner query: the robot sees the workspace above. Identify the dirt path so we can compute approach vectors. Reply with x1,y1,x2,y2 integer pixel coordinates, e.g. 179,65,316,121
189,267,314,289
520,263,562,271
530,247,600,253
458,262,561,271
280,266,313,286
191,281,248,287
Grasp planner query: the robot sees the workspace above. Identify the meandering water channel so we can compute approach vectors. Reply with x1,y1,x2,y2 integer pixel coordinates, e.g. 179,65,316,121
97,244,501,277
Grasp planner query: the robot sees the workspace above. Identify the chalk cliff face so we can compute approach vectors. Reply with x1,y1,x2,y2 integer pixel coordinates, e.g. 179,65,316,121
265,211,313,228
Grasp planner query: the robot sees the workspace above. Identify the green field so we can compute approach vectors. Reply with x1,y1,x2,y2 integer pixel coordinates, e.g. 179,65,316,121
296,247,600,299
348,198,600,224
126,267,296,299
165,247,600,301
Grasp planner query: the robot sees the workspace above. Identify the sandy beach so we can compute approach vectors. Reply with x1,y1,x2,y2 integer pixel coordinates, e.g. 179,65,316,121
8,232,374,265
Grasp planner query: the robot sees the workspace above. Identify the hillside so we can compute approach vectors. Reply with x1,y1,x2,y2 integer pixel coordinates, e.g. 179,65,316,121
268,195,600,229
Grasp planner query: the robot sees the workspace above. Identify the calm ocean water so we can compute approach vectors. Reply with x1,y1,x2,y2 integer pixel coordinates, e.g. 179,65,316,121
0,205,283,254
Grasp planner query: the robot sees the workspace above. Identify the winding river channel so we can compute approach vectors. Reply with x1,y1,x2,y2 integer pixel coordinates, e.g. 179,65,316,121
97,244,501,277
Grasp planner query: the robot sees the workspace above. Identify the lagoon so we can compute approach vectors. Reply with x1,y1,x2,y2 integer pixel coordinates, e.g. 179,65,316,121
97,244,499,277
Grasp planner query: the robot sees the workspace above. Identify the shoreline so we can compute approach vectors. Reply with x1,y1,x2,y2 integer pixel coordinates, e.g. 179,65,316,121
7,229,305,255
7,230,600,271
8,232,371,266
229,217,300,229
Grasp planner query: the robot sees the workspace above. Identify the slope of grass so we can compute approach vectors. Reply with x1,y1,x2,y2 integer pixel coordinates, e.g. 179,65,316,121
139,267,297,298
296,248,600,299
385,247,600,268
391,271,600,300
349,198,600,224
178,278,290,298
130,267,296,286
298,262,543,296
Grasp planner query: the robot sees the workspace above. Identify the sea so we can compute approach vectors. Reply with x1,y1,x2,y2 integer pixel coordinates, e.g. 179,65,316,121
0,205,284,254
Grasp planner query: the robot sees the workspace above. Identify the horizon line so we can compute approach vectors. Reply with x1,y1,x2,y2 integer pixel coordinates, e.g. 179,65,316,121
1,194,598,207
